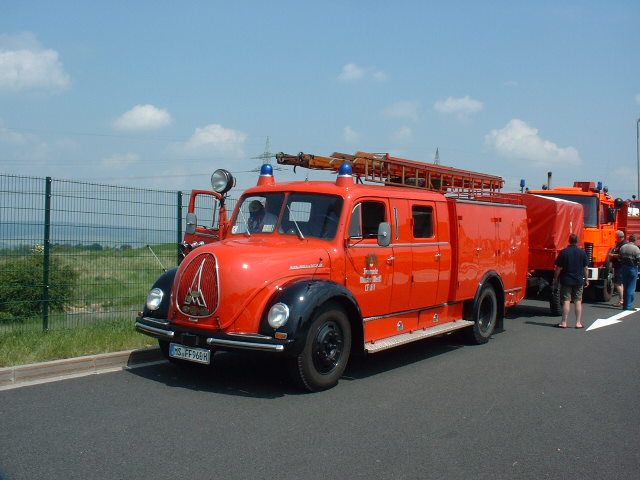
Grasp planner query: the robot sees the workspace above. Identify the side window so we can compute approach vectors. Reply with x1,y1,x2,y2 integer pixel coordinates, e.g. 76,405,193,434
349,201,386,239
412,205,434,238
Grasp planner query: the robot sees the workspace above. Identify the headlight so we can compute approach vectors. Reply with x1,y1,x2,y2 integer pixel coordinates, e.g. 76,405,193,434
267,302,290,328
145,288,164,311
210,169,235,194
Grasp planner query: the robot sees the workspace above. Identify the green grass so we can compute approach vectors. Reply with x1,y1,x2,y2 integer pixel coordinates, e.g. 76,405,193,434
0,244,176,366
0,317,157,367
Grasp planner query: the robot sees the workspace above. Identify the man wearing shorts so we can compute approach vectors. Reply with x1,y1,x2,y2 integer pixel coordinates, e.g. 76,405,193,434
553,233,589,329
608,230,627,306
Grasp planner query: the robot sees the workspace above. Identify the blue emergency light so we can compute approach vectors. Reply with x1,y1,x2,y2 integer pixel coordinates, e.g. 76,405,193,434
260,164,274,176
338,163,353,176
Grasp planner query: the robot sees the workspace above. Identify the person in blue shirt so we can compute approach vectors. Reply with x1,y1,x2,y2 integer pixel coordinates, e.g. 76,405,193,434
553,233,589,329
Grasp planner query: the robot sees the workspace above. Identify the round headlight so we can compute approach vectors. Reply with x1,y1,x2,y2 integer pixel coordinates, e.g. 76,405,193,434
267,302,290,329
145,288,164,311
210,169,235,194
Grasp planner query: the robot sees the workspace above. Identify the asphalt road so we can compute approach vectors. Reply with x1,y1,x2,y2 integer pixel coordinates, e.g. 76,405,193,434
1,298,639,480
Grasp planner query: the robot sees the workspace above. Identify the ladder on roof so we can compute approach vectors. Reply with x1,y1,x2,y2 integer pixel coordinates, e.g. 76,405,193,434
275,151,504,196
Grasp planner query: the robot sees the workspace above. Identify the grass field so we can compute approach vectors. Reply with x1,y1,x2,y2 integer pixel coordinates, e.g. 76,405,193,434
0,243,175,366
0,317,157,367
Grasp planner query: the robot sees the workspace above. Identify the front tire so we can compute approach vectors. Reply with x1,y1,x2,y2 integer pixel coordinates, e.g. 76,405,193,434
464,285,498,344
288,303,351,392
595,263,614,302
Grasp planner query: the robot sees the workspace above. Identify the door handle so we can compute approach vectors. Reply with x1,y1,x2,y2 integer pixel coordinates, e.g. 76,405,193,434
435,253,442,260
387,255,395,264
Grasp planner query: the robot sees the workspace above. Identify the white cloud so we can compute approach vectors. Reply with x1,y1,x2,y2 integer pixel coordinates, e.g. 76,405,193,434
182,123,247,157
485,119,581,167
0,122,25,144
343,126,359,144
383,101,419,121
102,153,140,169
114,104,172,131
0,32,71,92
391,126,413,141
434,95,484,116
338,63,387,82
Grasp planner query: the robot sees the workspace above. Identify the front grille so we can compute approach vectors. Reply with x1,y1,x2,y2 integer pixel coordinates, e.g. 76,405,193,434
584,242,594,266
176,253,219,317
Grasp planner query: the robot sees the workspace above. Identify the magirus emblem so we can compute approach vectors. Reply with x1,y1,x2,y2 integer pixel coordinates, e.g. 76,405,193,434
182,258,210,316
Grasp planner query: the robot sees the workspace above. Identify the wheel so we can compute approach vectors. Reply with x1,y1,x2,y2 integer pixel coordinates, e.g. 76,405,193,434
595,263,614,302
464,285,498,344
549,286,562,316
158,340,214,368
288,303,351,392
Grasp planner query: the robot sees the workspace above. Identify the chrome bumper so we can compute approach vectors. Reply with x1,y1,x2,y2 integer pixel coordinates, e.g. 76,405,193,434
135,317,286,353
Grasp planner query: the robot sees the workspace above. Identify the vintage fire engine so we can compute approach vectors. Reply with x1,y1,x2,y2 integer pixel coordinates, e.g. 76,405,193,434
136,151,529,391
525,181,625,314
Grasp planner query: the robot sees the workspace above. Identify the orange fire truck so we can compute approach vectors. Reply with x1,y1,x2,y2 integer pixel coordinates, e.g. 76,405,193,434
524,181,625,314
136,151,529,391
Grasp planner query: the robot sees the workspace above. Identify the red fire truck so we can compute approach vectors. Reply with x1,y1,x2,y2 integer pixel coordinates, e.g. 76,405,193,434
136,151,529,391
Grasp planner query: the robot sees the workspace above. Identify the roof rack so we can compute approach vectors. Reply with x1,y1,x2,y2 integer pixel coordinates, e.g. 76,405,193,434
275,151,504,196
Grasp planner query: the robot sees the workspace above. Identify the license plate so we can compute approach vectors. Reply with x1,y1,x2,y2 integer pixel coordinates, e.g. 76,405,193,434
169,343,211,365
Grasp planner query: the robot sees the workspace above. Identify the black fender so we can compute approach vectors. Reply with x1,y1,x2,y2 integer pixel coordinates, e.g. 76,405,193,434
259,279,362,355
468,270,505,330
142,267,178,319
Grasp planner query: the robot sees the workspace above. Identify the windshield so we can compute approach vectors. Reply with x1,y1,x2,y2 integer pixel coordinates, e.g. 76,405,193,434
535,193,599,227
231,192,343,240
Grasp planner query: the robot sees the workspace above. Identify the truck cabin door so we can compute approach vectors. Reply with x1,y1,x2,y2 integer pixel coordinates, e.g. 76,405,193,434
409,202,447,316
185,190,223,244
345,200,394,318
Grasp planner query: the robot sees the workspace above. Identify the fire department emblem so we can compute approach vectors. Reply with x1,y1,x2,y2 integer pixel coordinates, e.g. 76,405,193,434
182,258,210,316
366,253,378,269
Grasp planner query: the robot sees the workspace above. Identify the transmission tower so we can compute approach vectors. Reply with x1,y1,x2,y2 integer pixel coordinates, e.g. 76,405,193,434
251,136,281,171
434,147,440,165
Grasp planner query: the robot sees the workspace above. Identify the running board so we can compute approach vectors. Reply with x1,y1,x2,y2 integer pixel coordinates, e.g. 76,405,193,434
364,320,474,353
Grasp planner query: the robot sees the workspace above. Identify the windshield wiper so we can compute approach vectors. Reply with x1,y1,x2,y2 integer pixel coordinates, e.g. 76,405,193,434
286,205,305,240
238,207,251,236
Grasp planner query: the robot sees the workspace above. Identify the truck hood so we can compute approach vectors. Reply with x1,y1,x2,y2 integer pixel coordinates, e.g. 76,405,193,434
172,238,331,329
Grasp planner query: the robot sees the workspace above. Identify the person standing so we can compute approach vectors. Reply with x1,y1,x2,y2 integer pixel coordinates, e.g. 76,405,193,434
553,233,589,329
608,230,627,306
618,234,640,310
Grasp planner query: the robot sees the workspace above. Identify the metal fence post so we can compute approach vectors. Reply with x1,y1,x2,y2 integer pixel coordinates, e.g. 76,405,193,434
43,177,52,331
177,191,183,264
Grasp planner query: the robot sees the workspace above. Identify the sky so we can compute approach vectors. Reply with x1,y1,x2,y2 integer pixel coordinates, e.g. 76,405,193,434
1,0,639,198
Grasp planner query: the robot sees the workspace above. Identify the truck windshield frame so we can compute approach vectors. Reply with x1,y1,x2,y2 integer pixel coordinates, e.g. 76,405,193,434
230,192,343,240
535,193,599,227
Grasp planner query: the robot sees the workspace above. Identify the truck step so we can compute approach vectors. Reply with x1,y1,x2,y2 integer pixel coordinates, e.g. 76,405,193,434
364,320,474,353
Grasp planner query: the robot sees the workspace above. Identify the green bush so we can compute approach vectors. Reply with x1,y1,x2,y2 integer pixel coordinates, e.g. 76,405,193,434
0,253,78,323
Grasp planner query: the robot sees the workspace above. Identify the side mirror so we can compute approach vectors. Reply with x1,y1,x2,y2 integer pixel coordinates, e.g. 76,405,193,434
377,222,391,247
185,212,197,235
608,207,617,223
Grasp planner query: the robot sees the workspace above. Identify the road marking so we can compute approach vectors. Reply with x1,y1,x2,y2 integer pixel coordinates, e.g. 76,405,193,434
587,308,637,331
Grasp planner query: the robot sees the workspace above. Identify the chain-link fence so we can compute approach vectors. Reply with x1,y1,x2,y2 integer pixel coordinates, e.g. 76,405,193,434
0,174,195,333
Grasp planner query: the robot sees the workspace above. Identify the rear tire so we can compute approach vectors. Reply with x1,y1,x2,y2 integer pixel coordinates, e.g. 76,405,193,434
464,285,498,344
288,303,351,392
